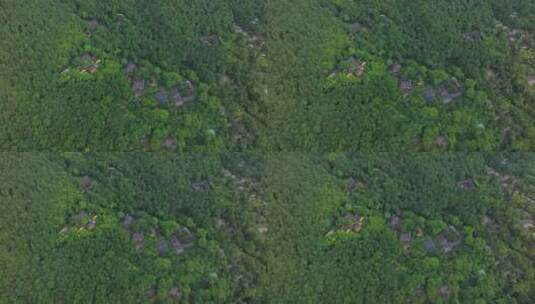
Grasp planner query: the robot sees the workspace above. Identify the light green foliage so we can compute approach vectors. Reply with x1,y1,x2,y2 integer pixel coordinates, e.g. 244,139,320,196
162,72,182,89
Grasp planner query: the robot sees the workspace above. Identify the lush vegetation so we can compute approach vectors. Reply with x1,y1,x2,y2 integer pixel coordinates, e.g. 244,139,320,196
264,0,535,151
1,1,535,303
0,0,265,151
0,153,267,303
1,0,534,151
1,153,534,303
262,153,535,303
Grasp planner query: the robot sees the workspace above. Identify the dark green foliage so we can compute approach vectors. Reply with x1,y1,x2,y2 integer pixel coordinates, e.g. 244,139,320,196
0,154,78,302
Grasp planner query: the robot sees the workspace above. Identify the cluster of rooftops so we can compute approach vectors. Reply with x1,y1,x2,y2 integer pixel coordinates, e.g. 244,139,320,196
123,61,196,107
390,63,465,103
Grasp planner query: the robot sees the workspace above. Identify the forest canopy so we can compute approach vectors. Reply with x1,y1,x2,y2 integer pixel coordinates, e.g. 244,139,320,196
1,1,535,303
0,0,534,151
1,153,534,303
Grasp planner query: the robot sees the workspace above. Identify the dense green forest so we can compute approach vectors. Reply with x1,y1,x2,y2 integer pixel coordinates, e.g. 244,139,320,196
263,153,535,303
265,0,535,151
1,0,535,303
0,0,265,151
1,0,534,150
0,153,267,303
1,153,534,303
